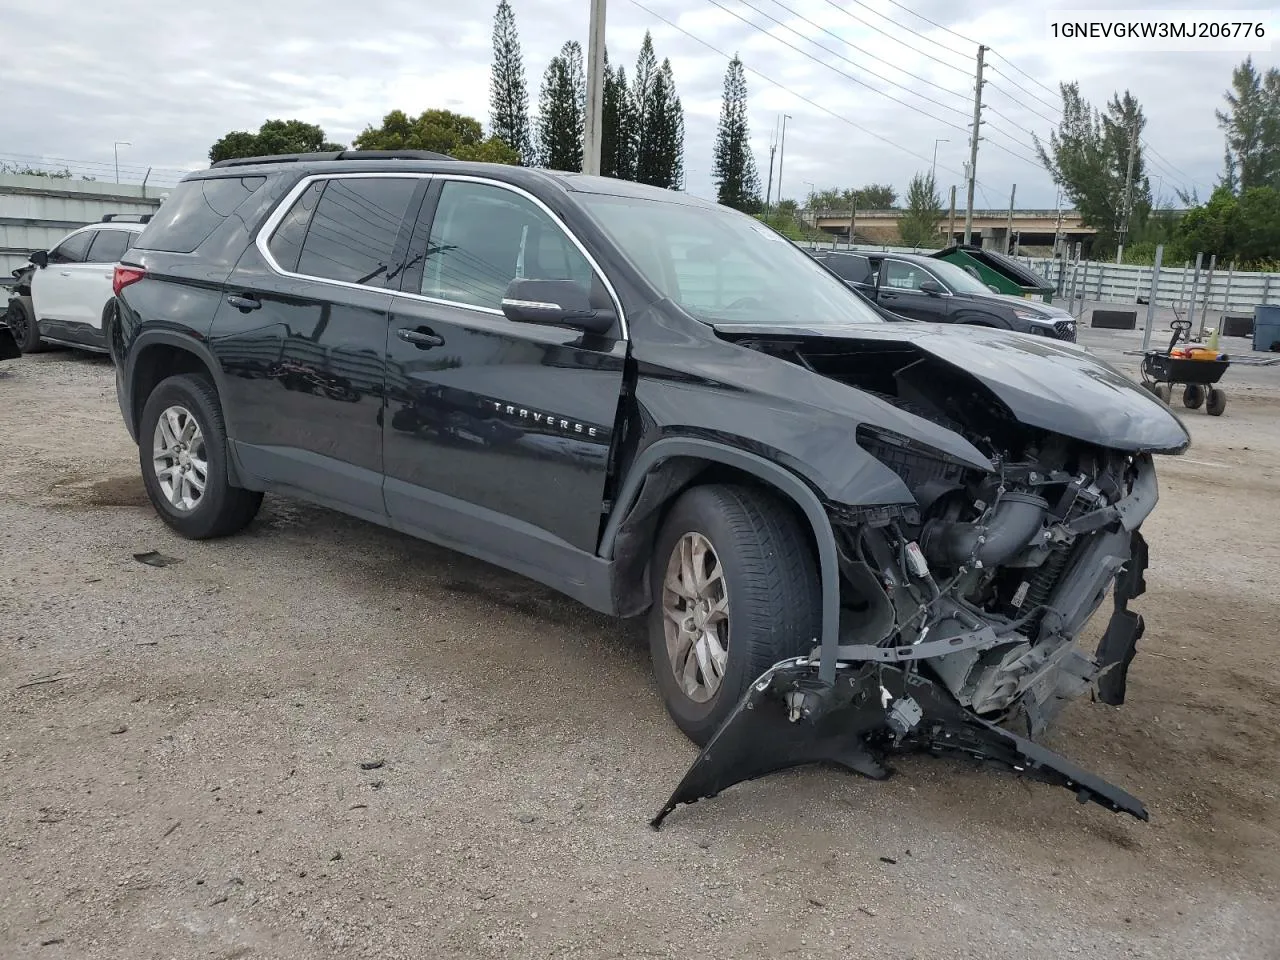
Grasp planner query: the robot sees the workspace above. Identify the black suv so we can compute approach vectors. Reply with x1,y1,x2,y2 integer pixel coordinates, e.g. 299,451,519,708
809,250,1078,341
114,152,1188,821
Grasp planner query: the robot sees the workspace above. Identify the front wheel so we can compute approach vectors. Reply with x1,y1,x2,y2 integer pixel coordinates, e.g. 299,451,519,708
138,373,263,539
648,484,821,746
6,298,43,354
1206,387,1227,416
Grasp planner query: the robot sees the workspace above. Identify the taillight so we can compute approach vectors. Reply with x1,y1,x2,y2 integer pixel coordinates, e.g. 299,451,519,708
113,265,146,297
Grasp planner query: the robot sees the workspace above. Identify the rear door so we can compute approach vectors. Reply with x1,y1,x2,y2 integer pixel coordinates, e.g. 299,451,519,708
31,229,94,324
77,228,134,328
208,173,422,518
383,176,627,554
877,259,949,322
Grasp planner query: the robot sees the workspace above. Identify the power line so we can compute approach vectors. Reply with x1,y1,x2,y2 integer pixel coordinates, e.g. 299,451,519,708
701,0,973,137
626,0,967,178
988,50,1062,103
760,0,971,106
985,67,1063,119
709,0,972,122
985,76,1061,127
851,0,978,56
811,0,973,76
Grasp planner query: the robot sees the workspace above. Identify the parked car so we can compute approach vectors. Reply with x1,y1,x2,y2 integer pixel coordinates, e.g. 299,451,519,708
6,215,150,355
113,152,1189,823
808,249,1078,341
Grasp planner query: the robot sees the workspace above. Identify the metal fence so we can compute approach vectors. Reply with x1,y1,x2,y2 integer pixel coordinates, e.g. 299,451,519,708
818,241,1278,312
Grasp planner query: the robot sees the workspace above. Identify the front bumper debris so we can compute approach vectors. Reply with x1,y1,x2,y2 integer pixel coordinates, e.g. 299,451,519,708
651,658,1149,828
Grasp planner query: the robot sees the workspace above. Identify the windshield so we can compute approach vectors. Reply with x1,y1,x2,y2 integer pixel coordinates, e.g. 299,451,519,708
576,193,885,325
925,258,995,295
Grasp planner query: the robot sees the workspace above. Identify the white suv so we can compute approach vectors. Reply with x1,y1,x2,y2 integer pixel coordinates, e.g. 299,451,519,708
19,216,149,355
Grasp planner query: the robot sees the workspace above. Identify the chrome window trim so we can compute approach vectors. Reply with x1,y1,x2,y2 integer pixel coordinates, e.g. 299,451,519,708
255,171,629,340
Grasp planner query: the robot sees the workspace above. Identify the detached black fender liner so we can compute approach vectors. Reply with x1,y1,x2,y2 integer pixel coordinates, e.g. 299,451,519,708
651,659,1149,828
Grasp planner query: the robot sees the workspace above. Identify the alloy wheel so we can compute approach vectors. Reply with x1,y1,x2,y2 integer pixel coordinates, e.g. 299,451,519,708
661,532,731,703
152,405,208,513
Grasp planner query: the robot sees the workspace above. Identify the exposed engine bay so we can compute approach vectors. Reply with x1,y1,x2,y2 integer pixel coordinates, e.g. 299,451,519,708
655,333,1163,826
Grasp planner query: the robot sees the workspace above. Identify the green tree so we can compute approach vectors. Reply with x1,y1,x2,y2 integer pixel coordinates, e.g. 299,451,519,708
538,41,585,171
851,184,896,208
1034,83,1149,255
712,54,760,212
636,57,683,188
353,109,518,163
209,119,344,164
1216,57,1280,191
1171,184,1280,266
601,53,635,179
897,172,943,247
489,0,534,165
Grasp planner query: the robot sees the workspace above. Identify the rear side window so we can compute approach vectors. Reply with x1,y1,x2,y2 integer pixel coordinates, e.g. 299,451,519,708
85,229,132,263
823,254,871,283
134,176,267,253
293,177,418,286
48,231,93,264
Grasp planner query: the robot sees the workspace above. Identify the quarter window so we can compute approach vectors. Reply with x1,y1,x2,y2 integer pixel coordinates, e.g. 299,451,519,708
419,181,592,311
294,178,418,287
48,231,93,264
266,181,324,273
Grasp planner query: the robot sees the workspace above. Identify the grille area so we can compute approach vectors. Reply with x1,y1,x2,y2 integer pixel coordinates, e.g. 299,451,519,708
1052,319,1077,342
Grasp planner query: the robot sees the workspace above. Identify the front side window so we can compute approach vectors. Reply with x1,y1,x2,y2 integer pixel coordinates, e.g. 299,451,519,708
293,177,418,287
85,229,132,263
48,231,93,264
420,181,592,311
578,193,884,326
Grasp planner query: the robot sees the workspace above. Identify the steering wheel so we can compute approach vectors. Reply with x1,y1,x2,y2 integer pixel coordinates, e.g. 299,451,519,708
725,295,764,310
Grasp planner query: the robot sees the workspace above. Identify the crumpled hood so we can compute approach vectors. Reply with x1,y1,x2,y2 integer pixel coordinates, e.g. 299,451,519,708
992,295,1075,319
713,320,1191,454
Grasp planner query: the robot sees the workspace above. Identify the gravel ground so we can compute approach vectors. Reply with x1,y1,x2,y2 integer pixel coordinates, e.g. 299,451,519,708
2,347,1278,959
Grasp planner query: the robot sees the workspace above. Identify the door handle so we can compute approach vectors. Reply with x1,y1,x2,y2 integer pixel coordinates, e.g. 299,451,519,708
59,271,71,277
397,326,445,349
880,291,898,299
226,294,261,311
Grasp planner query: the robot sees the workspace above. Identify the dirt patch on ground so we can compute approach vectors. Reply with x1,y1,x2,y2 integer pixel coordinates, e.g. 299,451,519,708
1,352,1277,959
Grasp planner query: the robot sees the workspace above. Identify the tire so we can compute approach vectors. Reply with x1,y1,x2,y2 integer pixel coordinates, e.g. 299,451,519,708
6,297,43,354
103,301,124,366
138,373,263,539
1206,387,1227,417
1153,383,1172,404
1182,383,1205,409
648,484,821,746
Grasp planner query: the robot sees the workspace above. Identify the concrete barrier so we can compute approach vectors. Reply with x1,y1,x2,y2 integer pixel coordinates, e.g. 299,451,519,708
1090,309,1137,330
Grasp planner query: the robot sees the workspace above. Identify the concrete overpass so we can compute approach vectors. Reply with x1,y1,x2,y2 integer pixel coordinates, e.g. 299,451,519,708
807,207,1094,252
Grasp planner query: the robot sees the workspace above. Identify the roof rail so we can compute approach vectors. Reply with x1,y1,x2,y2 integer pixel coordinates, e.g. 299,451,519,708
102,213,152,223
209,149,454,169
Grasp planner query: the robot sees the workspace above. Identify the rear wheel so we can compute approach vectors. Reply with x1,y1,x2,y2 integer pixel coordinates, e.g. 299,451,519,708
6,298,43,353
1182,383,1205,409
648,484,821,746
138,373,263,539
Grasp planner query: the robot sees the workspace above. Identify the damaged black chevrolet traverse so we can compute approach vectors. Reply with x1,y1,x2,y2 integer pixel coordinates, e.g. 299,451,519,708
112,152,1190,825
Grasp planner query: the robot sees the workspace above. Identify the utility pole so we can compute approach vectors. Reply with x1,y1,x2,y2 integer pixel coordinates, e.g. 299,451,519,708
1053,185,1063,257
947,185,956,245
777,114,792,207
963,45,986,245
113,140,131,183
848,192,857,249
764,121,778,214
582,0,607,176
1117,117,1139,263
1004,183,1016,254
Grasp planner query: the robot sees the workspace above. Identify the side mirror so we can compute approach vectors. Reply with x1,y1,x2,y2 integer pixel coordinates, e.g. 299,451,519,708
29,250,48,269
500,279,615,335
919,279,945,296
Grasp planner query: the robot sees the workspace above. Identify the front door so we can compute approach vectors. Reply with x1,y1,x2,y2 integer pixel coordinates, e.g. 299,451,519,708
208,173,422,518
384,177,627,554
30,229,94,326
877,259,950,322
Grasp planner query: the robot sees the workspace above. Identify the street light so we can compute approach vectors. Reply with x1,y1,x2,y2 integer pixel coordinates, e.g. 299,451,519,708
931,138,949,186
113,141,132,183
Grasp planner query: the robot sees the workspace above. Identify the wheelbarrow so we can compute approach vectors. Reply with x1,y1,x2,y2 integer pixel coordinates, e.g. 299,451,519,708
1140,320,1229,416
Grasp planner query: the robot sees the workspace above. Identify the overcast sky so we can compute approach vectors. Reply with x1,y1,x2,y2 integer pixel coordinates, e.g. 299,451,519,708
4,0,1276,207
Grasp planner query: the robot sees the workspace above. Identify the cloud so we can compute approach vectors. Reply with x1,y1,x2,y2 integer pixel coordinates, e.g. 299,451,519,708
4,0,1275,204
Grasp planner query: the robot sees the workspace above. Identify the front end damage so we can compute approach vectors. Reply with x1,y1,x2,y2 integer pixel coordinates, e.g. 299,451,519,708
654,338,1167,826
